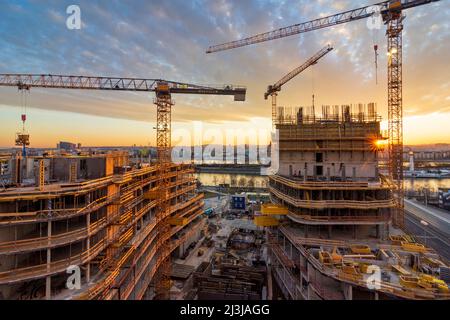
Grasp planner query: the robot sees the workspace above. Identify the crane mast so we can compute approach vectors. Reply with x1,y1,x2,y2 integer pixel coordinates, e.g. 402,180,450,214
385,8,404,229
154,83,173,300
265,45,333,125
0,73,246,300
207,0,440,230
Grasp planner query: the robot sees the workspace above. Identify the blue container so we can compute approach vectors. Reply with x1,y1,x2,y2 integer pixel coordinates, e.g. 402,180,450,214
231,195,246,210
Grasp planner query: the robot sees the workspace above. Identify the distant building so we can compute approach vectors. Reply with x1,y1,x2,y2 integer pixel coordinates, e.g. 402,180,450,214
57,141,77,151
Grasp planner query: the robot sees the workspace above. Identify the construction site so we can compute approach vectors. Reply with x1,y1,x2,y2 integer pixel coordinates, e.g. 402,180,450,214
0,0,449,301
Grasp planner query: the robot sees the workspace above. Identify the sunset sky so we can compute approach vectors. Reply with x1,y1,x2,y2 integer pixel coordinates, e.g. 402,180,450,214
0,0,449,148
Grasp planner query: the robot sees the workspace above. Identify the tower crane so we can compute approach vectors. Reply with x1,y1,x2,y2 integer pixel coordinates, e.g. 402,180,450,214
206,0,441,229
265,45,333,124
0,73,246,299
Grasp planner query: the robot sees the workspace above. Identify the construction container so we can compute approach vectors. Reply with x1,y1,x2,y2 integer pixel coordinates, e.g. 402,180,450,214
231,194,246,210
261,204,288,215
401,242,427,253
253,216,279,227
350,245,372,255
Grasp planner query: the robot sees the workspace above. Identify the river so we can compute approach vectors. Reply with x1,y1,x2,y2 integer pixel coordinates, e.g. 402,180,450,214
196,173,450,192
196,173,268,188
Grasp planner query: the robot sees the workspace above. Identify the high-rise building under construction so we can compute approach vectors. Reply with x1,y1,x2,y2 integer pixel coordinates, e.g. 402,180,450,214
264,104,449,300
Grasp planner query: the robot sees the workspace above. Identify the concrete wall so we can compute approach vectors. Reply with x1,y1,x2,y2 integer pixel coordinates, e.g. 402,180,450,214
84,157,106,179
51,157,106,181
51,158,71,182
279,150,378,179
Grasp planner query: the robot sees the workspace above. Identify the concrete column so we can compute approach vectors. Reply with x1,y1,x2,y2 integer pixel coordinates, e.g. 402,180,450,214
345,284,353,300
86,212,91,283
299,268,303,288
46,276,51,300
46,219,52,300
384,223,389,241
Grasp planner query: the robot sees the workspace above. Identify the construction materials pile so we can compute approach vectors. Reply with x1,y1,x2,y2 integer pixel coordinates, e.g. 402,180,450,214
193,260,266,300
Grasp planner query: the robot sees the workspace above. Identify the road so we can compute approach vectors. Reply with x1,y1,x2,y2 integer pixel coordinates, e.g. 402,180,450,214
405,199,450,234
404,199,450,261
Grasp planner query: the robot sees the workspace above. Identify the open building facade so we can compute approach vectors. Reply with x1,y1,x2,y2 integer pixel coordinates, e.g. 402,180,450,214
0,151,205,300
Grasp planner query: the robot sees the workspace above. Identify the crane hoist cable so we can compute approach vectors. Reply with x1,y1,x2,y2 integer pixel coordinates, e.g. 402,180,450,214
19,86,29,132
372,23,380,85
311,63,315,119
374,43,379,85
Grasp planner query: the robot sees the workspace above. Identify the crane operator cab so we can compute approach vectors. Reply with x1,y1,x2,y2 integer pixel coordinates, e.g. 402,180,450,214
383,0,403,22
156,81,170,97
388,0,402,10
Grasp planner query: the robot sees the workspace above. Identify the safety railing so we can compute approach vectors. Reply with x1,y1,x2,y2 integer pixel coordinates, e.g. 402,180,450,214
270,187,395,210
276,227,450,300
0,217,109,255
0,239,106,285
0,192,119,226
270,175,389,190
83,212,205,300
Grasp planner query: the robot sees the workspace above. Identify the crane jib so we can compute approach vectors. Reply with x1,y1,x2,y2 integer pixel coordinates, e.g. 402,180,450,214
265,45,333,99
0,74,247,101
206,0,440,53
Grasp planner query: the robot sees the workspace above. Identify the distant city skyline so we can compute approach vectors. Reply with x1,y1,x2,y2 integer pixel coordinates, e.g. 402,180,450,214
0,0,449,147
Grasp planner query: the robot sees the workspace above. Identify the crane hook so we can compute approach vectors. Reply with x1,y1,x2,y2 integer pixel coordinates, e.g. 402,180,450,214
374,44,379,85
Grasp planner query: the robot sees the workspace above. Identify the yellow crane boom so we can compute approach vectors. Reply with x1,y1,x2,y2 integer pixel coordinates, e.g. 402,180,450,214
264,45,333,125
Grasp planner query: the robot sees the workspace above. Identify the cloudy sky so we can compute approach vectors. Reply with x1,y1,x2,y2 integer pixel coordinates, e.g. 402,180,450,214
0,0,449,147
